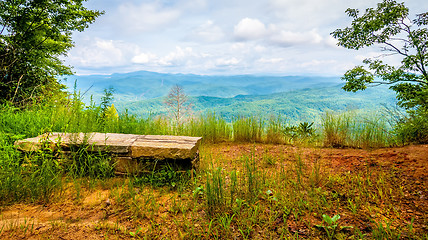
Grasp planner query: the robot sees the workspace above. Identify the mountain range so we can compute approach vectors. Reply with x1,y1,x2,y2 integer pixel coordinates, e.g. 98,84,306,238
65,71,398,123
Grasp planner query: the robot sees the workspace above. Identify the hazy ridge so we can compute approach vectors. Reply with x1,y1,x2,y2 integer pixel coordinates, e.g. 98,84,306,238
65,71,397,123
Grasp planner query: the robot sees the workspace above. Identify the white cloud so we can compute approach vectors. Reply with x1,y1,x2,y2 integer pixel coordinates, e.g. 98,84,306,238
116,2,181,33
188,20,225,42
234,18,267,40
64,0,427,76
67,38,138,67
300,59,336,68
132,52,157,64
216,57,240,66
158,46,196,66
233,18,327,47
270,29,323,47
230,42,265,54
325,35,340,48
268,0,353,30
258,57,283,64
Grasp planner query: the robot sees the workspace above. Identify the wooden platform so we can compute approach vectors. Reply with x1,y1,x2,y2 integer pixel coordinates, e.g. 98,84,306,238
14,132,202,174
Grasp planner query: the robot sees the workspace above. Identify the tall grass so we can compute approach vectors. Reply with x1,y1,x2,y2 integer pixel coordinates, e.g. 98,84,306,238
232,116,264,142
322,111,393,148
181,112,232,143
1,96,402,148
0,133,62,204
393,109,428,144
265,115,285,144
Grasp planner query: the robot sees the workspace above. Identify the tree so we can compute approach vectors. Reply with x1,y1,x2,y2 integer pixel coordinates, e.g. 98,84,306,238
0,0,103,105
164,85,192,126
331,0,427,111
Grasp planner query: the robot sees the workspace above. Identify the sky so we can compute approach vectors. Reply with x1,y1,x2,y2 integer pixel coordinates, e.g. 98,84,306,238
64,0,427,76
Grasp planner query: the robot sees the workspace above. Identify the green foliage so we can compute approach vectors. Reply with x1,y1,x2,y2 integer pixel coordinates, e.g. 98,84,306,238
266,115,284,144
133,164,189,188
206,167,226,215
316,214,351,240
0,133,62,205
0,0,103,105
332,0,428,111
322,111,392,148
283,121,316,144
100,87,115,115
394,109,428,144
232,116,264,142
118,85,397,124
66,145,115,179
181,112,231,143
371,219,401,239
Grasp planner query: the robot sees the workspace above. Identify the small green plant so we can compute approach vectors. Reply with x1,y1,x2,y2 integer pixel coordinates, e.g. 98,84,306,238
347,199,358,215
371,219,400,240
129,227,142,237
297,121,315,138
206,167,226,214
193,186,205,198
262,150,276,166
244,154,261,203
394,109,428,144
133,163,189,188
316,214,351,240
283,121,315,144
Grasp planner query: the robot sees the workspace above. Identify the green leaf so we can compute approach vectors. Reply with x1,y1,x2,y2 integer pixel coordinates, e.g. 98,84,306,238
332,0,428,111
322,214,333,225
331,214,341,223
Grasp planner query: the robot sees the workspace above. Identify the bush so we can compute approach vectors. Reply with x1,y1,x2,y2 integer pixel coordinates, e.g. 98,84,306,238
394,109,428,144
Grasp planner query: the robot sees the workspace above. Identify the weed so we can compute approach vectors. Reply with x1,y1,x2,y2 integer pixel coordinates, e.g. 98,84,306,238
244,153,261,203
371,219,400,240
316,214,351,240
322,110,393,148
233,116,264,142
262,149,276,166
134,163,190,188
206,167,225,214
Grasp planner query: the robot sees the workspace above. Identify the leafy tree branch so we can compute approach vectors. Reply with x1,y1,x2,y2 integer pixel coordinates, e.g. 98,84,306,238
331,0,427,110
0,0,104,106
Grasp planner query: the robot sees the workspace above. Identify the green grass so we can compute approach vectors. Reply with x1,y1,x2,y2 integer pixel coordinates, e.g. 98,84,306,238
322,110,394,148
0,94,425,239
0,98,400,205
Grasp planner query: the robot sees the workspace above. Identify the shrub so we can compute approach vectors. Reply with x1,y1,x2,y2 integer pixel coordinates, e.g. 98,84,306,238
394,109,428,144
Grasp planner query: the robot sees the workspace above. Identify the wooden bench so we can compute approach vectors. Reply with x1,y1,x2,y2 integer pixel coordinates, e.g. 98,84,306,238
14,132,202,174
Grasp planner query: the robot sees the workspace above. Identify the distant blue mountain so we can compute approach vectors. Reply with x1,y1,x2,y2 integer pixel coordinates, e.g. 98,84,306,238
64,70,397,123
118,84,397,123
65,70,342,102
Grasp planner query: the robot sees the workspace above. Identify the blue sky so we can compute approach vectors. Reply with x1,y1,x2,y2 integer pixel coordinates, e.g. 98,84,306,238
64,0,427,76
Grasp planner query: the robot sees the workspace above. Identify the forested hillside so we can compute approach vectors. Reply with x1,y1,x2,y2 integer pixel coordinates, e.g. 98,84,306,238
66,71,397,123
65,71,342,101
117,84,397,123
